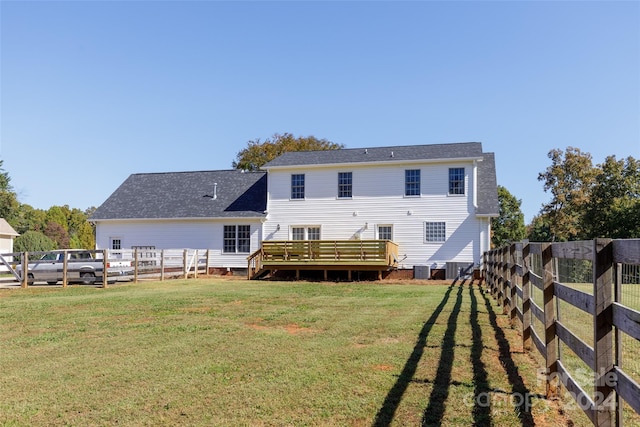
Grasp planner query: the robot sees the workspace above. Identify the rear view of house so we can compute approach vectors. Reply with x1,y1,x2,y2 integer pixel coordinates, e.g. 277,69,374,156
91,141,499,279
258,142,498,279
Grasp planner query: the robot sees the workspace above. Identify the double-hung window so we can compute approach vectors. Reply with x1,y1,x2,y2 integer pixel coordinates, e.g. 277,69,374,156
110,238,122,250
405,169,421,196
291,174,305,199
291,226,320,240
378,225,393,241
449,168,465,195
425,222,446,242
223,225,251,253
338,172,352,198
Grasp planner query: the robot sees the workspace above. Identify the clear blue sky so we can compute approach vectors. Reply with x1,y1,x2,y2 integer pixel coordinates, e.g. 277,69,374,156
1,0,638,224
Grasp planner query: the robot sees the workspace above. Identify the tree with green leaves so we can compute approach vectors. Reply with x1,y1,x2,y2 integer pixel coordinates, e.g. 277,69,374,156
11,204,47,235
527,214,553,242
0,159,11,191
14,230,56,253
583,155,640,238
232,133,344,171
0,190,20,224
537,147,597,241
491,185,526,247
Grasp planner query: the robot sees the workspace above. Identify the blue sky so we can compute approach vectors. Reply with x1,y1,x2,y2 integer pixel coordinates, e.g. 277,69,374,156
1,0,638,224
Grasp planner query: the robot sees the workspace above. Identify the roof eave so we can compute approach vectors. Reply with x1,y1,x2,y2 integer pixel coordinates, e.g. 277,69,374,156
262,155,485,171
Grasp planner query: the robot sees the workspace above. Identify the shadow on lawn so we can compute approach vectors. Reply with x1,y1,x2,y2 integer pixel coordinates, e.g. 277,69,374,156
478,284,538,427
372,282,457,426
373,280,538,427
420,280,465,426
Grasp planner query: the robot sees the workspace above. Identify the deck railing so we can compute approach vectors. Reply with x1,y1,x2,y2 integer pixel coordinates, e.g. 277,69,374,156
248,240,399,279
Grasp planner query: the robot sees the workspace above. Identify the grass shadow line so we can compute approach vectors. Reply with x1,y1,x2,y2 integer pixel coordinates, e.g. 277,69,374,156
479,285,536,427
421,282,464,426
372,283,456,427
469,282,492,426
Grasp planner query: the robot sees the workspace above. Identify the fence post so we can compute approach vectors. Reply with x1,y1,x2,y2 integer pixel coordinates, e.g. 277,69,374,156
509,244,517,326
21,252,28,288
102,249,108,288
542,242,558,399
134,248,139,284
160,250,165,281
194,249,198,279
487,250,494,295
593,238,614,426
183,249,188,279
614,262,622,427
62,249,68,288
522,242,531,351
501,246,509,314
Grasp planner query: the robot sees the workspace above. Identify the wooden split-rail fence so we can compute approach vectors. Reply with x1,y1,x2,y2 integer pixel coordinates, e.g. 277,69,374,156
483,238,640,426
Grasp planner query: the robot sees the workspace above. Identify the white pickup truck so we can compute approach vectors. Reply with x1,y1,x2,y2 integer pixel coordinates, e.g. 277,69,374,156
15,250,133,285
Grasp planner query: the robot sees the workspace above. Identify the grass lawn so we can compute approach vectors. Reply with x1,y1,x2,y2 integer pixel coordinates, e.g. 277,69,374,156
0,278,599,426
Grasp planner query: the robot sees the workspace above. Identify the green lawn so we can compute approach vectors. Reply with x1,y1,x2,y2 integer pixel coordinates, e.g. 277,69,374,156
0,278,599,426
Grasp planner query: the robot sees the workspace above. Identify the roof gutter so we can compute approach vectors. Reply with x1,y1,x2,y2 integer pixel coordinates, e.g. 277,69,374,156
262,155,485,171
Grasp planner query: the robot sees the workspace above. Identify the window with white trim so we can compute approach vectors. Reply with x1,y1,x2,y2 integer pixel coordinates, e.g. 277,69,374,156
291,174,305,199
110,238,122,250
338,172,352,198
425,222,446,242
405,169,421,196
449,168,465,195
223,225,251,253
291,226,320,240
377,225,393,241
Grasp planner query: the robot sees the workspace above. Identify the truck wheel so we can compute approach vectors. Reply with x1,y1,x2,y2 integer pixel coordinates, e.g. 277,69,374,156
27,274,34,285
80,272,95,285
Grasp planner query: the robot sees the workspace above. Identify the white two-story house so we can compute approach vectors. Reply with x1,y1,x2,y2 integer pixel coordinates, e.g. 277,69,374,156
260,142,498,276
90,141,498,279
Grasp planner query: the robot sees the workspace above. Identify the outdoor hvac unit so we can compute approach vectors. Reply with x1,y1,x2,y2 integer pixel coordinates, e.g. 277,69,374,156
414,265,431,280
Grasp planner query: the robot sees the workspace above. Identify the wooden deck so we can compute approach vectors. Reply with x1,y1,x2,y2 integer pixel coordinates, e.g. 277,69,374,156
247,240,399,280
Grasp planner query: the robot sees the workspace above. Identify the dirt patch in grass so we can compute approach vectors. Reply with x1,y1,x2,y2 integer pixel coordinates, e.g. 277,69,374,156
283,323,310,334
373,364,395,371
246,322,313,335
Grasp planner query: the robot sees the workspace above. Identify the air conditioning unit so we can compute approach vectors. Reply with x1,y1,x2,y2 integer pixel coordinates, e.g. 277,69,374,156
414,265,431,280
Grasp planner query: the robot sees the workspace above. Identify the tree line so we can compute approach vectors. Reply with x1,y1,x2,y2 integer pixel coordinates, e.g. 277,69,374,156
0,166,96,253
493,146,640,246
2,135,638,252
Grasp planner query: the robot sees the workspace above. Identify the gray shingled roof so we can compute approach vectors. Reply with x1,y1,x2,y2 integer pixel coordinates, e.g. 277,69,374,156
91,170,267,220
262,142,484,168
477,153,499,216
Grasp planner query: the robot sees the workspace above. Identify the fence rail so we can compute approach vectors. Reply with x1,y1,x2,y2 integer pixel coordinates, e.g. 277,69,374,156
0,249,214,288
483,239,640,426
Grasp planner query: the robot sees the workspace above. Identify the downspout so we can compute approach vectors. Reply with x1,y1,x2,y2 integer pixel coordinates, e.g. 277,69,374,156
473,160,478,211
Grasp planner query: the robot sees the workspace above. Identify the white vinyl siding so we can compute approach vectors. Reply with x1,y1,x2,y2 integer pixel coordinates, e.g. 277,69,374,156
265,161,481,267
95,219,263,268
